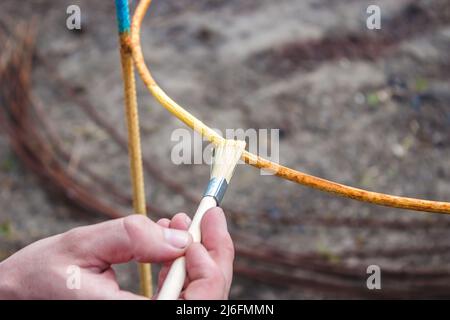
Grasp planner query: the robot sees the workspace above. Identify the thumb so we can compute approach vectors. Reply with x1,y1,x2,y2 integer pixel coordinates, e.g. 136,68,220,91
61,215,192,268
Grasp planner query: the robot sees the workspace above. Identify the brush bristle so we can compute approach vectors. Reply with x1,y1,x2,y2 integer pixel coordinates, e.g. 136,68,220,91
211,139,246,182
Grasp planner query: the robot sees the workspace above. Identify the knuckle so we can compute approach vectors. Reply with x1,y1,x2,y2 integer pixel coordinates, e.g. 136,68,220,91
61,227,84,244
123,215,157,261
123,215,155,245
123,214,149,232
60,227,90,255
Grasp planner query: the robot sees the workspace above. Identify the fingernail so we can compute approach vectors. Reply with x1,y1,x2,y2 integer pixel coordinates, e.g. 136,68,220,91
185,215,192,226
164,229,191,249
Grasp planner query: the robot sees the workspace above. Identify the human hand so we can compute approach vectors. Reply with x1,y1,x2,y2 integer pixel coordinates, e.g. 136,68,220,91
156,208,234,300
0,208,234,300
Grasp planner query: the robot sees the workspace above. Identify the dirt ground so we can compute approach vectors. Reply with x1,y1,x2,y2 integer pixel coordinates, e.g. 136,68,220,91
1,0,450,299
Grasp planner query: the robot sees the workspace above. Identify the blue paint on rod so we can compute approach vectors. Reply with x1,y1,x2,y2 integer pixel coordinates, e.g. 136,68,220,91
115,0,131,33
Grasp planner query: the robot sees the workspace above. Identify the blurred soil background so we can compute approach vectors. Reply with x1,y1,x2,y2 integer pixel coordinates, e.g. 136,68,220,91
1,0,450,299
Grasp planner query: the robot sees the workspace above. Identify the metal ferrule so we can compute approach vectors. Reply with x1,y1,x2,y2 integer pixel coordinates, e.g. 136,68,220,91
203,177,228,204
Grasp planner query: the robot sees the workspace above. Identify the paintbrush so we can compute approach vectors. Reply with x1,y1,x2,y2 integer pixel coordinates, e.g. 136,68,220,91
157,139,246,300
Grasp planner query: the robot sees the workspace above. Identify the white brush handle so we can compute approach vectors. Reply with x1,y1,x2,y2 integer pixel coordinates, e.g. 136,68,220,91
157,196,217,300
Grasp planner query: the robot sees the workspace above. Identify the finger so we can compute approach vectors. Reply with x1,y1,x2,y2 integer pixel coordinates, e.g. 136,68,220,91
156,214,191,291
113,291,149,300
61,215,192,268
169,213,191,231
157,218,171,228
157,261,190,294
101,268,117,282
156,213,190,287
184,243,226,300
158,261,173,288
200,208,234,293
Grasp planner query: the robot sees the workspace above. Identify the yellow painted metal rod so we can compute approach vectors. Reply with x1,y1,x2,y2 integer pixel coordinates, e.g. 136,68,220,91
116,0,152,297
129,0,450,215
